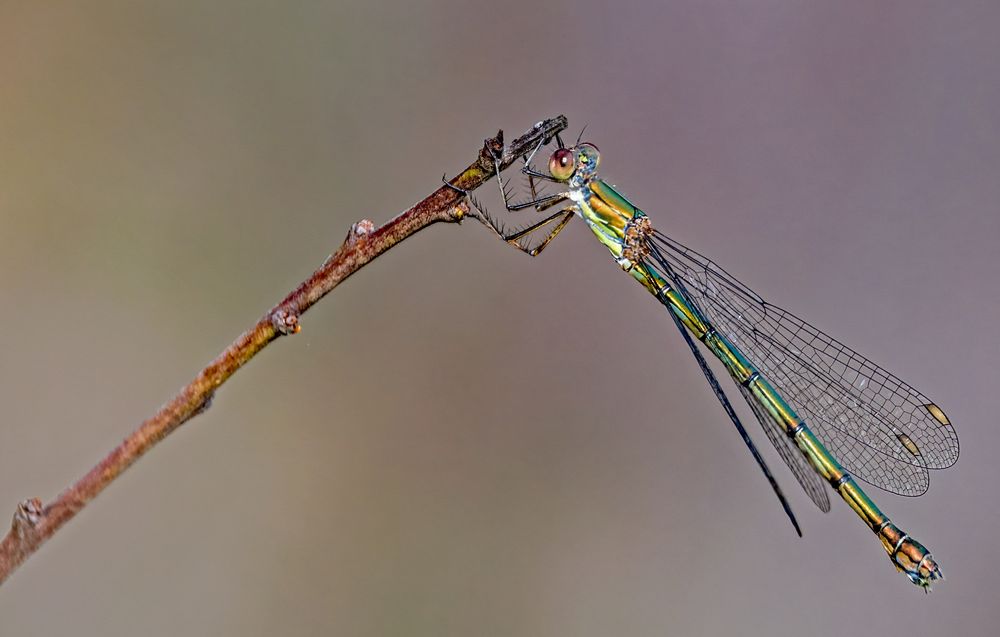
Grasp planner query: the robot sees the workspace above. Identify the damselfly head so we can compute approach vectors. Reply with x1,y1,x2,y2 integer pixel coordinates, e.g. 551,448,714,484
547,143,601,182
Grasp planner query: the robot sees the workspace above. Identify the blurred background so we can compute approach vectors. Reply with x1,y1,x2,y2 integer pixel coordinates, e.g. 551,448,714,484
2,2,998,635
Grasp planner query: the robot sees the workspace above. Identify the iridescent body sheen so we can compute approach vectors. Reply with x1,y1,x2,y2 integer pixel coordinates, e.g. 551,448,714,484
489,140,958,589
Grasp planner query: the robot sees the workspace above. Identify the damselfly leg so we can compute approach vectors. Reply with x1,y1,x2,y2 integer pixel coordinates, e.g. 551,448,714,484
446,136,576,257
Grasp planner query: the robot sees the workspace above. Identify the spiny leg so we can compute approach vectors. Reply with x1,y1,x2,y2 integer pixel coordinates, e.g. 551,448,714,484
440,176,574,257
484,139,575,254
505,191,568,211
521,162,565,213
516,131,593,212
481,136,569,214
520,136,565,190
442,133,576,256
480,206,575,257
507,208,575,257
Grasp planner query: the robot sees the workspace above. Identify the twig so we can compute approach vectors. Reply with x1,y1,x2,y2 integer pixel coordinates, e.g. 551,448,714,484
0,115,569,586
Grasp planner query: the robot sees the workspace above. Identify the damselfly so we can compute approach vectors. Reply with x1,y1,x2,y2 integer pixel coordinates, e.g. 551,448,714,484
455,131,959,590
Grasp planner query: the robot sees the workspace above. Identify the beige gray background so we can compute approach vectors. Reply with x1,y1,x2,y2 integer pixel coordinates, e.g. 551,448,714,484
2,2,999,635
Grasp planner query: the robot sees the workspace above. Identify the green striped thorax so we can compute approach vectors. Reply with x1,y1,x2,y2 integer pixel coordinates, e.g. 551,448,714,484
545,143,658,287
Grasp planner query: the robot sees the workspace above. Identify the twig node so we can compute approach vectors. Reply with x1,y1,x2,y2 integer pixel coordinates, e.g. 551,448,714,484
12,498,43,539
346,219,376,246
271,308,301,335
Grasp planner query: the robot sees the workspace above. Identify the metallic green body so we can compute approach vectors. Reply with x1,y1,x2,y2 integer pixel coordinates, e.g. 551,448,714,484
573,175,940,588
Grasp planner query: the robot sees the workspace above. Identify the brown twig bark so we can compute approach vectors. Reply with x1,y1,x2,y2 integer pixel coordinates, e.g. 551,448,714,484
0,115,569,586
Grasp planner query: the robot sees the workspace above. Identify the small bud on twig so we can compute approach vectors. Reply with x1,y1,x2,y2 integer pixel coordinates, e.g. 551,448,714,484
345,219,376,246
271,308,301,335
11,499,43,540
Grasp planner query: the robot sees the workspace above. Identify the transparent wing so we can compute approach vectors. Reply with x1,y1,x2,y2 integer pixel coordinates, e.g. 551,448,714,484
738,385,831,512
646,232,958,497
640,262,802,534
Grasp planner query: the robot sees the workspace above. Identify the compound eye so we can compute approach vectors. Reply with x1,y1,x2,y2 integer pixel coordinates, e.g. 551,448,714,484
577,143,600,168
548,148,575,180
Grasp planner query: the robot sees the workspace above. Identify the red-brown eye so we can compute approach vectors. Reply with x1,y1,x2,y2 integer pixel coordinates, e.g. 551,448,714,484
548,148,575,180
